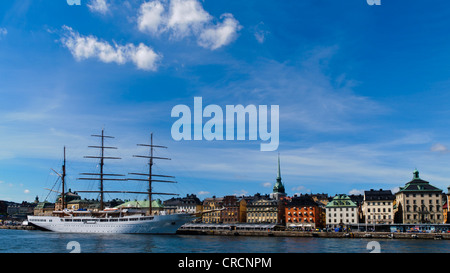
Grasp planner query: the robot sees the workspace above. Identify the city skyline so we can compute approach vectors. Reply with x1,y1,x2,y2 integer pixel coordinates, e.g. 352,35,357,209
2,0,450,203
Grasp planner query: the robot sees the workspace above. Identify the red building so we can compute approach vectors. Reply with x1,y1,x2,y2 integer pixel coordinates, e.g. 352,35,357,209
285,194,324,230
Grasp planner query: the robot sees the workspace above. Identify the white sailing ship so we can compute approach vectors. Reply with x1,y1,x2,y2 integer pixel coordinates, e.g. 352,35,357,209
27,130,196,234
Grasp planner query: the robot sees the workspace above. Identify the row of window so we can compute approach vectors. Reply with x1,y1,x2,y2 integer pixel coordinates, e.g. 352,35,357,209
287,206,314,210
365,201,392,206
367,208,391,212
328,213,355,218
327,219,356,223
405,193,441,198
327,208,355,212
367,215,392,220
287,211,314,215
287,218,315,223
405,205,441,212
406,214,441,220
247,219,277,223
406,199,440,205
248,212,277,217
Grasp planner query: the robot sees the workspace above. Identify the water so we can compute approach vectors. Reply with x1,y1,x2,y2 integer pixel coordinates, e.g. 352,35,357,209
1,229,449,253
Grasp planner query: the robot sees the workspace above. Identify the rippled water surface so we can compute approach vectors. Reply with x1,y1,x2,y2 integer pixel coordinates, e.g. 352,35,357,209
1,229,449,253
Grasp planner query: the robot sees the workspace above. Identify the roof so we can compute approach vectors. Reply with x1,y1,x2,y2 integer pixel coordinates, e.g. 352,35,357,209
364,189,395,201
286,195,318,207
35,201,54,209
325,194,357,208
114,199,164,209
163,194,202,206
248,198,279,207
397,169,442,194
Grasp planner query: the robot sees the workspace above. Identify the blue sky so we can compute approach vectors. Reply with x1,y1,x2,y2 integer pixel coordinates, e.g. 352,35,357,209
1,0,450,203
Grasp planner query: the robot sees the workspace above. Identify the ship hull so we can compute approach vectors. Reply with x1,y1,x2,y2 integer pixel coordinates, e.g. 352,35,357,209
27,214,194,234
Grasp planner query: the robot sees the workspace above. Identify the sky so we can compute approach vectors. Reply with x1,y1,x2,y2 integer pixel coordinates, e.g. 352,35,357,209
1,0,450,203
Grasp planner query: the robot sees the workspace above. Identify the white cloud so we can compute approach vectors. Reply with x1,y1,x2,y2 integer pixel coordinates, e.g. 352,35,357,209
167,0,211,38
198,14,241,50
137,0,241,50
138,1,166,34
87,0,109,14
292,186,307,192
233,189,248,196
262,182,272,188
0,27,7,38
431,143,448,153
198,191,210,195
24,189,30,194
60,26,161,71
253,22,269,44
348,189,364,195
390,187,400,194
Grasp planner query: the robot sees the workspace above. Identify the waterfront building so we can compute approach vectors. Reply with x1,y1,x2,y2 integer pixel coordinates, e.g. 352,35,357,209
325,194,358,229
444,202,448,224
362,189,395,225
7,201,36,220
163,194,202,214
33,201,55,216
55,189,81,211
202,196,224,223
445,187,450,224
394,169,444,224
311,193,329,207
115,199,165,215
285,194,324,230
247,197,285,224
221,195,247,223
66,199,92,210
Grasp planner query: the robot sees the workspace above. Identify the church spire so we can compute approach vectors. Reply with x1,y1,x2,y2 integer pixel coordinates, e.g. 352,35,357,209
277,152,281,180
273,153,285,194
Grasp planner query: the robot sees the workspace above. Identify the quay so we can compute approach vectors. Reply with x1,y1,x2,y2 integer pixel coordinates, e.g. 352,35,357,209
177,229,450,240
1,222,449,239
177,223,450,240
0,225,35,230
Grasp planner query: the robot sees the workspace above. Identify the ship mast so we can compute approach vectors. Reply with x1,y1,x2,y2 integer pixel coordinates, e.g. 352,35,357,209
78,129,126,211
62,146,66,210
48,147,67,212
128,133,178,216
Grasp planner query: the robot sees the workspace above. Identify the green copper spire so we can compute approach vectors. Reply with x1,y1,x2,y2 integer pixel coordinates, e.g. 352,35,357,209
277,152,281,179
273,153,285,194
413,168,420,180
